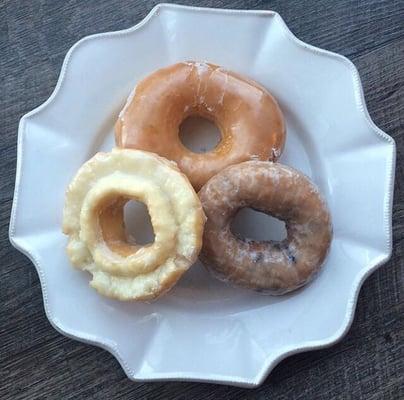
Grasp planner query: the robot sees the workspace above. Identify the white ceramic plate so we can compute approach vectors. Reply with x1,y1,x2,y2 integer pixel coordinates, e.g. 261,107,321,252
10,4,395,387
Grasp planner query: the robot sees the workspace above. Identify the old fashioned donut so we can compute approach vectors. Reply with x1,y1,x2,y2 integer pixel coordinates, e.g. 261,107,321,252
199,161,332,295
62,149,205,301
115,61,286,190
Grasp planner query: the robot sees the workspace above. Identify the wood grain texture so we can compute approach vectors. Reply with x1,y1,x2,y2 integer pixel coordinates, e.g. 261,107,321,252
1,0,403,398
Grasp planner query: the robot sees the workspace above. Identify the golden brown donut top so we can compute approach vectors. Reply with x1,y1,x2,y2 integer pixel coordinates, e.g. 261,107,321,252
116,61,286,190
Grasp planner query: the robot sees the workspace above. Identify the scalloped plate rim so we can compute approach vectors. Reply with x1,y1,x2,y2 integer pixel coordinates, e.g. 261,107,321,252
9,3,396,388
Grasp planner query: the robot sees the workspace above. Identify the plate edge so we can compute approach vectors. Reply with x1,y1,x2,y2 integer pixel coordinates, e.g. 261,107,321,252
8,3,396,388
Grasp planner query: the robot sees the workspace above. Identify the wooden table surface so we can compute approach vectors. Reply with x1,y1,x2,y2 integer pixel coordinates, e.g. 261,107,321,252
1,1,403,398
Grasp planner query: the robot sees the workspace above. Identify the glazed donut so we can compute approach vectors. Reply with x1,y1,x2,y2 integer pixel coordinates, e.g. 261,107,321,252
62,149,205,301
199,161,332,295
115,61,286,190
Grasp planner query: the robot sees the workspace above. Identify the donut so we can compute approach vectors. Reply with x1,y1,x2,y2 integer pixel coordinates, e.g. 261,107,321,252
115,61,286,190
62,148,206,301
198,161,332,295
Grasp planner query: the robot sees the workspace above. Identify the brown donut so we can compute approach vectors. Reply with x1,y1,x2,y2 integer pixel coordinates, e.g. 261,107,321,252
115,61,286,190
198,161,332,295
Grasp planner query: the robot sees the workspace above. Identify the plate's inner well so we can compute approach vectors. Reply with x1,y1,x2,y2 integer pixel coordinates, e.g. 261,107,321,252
95,109,319,312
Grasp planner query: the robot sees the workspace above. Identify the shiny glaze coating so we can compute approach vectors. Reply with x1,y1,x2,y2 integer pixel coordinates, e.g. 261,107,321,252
199,161,332,295
115,61,286,190
62,148,205,301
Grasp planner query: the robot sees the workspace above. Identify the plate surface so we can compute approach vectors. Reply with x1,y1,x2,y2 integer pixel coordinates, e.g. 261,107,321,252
9,4,395,387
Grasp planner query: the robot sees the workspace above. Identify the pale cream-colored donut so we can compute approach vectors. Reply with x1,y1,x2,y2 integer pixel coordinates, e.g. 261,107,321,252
115,61,286,190
199,161,332,295
62,148,206,301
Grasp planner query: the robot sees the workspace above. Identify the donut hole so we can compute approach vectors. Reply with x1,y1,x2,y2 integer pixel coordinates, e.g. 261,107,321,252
230,207,287,242
123,200,155,245
179,116,221,153
99,197,155,256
